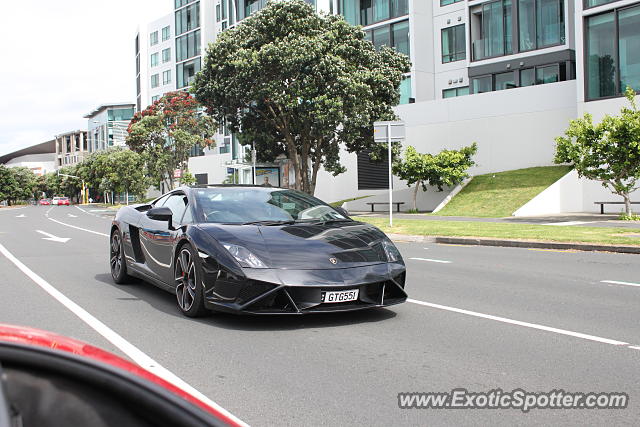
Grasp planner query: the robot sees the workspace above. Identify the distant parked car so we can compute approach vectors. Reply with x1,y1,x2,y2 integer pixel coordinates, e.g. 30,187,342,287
52,196,70,206
39,199,51,206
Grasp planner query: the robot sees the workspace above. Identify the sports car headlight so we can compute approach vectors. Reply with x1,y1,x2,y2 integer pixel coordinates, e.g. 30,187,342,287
221,243,267,268
381,239,402,262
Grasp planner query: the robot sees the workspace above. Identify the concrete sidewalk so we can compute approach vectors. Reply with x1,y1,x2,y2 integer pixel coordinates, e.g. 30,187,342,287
352,212,640,229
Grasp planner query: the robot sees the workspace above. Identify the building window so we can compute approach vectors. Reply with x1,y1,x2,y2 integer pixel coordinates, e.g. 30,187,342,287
471,75,492,93
151,74,160,88
441,24,466,63
176,30,201,62
399,76,411,104
152,95,160,103
495,71,517,90
150,31,159,46
520,68,536,86
471,0,513,61
162,26,171,41
108,108,135,121
150,53,159,67
443,86,469,98
536,63,560,84
175,0,196,8
163,70,172,85
177,58,201,88
175,2,200,35
584,0,617,9
342,0,408,26
441,0,464,5
585,5,640,100
162,48,171,63
365,19,410,56
518,0,564,52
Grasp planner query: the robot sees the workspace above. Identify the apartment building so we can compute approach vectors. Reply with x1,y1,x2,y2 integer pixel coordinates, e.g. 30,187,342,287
137,0,640,212
55,130,88,168
84,103,136,153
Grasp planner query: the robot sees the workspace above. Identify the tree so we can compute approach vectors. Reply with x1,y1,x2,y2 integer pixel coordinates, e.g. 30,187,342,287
393,144,478,211
9,167,38,202
180,170,197,186
127,91,216,191
192,0,410,195
555,87,640,215
0,165,19,205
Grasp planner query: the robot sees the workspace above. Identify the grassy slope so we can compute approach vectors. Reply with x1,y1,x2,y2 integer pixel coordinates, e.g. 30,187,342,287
436,166,572,218
356,217,640,246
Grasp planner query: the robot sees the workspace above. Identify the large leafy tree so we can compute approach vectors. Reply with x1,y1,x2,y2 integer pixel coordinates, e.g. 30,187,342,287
9,167,38,202
127,91,216,190
393,144,478,211
0,165,19,205
555,88,640,215
192,0,410,195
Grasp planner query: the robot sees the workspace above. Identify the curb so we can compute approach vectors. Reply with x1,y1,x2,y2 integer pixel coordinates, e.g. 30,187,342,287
387,234,640,254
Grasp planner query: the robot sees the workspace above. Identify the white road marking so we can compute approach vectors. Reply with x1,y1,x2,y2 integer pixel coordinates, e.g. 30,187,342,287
75,205,110,219
68,213,78,218
0,242,248,427
36,230,70,243
45,206,53,217
16,214,26,218
47,217,109,237
601,280,640,288
409,257,452,264
407,298,630,347
542,221,593,226
629,346,640,351
0,206,26,213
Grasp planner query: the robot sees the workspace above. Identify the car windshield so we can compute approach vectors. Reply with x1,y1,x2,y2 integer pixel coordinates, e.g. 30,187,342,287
194,187,348,224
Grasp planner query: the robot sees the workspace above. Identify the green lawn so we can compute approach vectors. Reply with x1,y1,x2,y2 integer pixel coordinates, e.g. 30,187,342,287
435,166,572,218
356,217,640,247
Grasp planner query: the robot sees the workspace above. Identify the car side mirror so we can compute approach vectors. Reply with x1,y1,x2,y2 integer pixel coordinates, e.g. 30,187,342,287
334,206,350,217
147,206,172,221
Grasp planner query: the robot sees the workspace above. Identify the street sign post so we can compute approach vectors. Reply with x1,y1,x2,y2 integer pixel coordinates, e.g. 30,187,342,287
374,121,405,227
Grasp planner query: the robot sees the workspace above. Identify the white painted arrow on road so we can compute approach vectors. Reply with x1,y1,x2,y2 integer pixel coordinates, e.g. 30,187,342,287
36,230,70,243
67,214,78,218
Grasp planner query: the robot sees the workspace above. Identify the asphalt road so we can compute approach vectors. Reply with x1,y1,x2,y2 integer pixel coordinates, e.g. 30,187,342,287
1,205,639,426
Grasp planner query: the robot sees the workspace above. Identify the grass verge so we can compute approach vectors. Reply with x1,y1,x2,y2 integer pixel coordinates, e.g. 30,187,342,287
356,217,640,247
436,166,572,217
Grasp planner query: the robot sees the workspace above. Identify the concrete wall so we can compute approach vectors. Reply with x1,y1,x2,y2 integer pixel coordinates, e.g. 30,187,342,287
514,169,640,216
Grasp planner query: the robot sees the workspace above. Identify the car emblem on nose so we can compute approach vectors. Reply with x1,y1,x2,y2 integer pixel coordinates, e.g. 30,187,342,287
329,257,337,264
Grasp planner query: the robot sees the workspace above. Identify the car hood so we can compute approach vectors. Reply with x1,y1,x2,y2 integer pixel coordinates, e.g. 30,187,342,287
198,221,393,269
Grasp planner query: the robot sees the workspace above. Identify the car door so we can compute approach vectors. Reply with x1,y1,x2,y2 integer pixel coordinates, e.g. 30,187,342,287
139,192,189,285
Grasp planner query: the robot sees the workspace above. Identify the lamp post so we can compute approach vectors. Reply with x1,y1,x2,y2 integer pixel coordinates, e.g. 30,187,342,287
57,171,87,205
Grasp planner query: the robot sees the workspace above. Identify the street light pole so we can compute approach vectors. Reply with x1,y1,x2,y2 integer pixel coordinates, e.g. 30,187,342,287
57,171,87,204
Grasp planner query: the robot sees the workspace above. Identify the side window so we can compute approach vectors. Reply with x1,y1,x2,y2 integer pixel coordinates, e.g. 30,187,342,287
162,194,188,222
153,194,171,206
182,206,193,224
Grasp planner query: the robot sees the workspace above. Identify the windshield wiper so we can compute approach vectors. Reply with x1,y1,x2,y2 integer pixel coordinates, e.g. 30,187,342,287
241,220,296,226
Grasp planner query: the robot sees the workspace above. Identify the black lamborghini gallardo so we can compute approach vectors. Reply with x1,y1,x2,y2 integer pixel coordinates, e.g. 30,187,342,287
109,186,407,316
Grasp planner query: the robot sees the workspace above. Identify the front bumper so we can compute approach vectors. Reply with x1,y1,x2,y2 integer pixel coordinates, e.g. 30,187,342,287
202,262,407,315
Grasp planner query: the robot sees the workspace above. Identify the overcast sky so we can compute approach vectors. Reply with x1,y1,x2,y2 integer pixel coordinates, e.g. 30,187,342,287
0,0,173,156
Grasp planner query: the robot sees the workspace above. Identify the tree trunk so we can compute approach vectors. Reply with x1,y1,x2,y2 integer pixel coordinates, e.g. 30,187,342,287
413,181,421,212
310,155,322,196
623,192,632,215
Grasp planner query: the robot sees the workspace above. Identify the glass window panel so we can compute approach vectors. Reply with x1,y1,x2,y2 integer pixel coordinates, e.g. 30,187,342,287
536,64,559,84
373,26,391,50
392,0,409,17
162,48,171,63
584,0,617,9
443,87,469,98
150,53,159,67
619,5,640,93
442,24,466,62
373,0,390,22
504,0,512,54
441,0,464,5
163,70,172,85
483,1,505,58
151,74,159,88
495,71,516,90
472,76,492,93
162,26,171,41
537,0,563,48
392,21,410,56
520,68,535,86
360,0,373,26
150,31,159,46
340,0,359,25
586,12,616,99
519,0,536,51
399,76,411,104
457,86,470,96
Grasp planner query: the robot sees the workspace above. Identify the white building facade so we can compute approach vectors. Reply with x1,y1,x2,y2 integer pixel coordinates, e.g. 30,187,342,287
85,103,136,153
137,0,640,212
